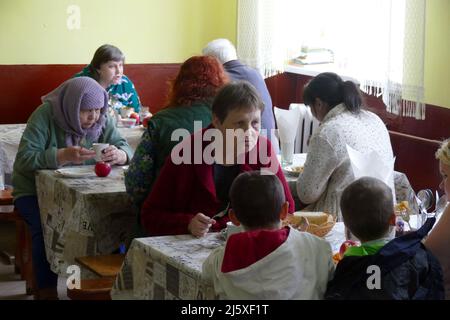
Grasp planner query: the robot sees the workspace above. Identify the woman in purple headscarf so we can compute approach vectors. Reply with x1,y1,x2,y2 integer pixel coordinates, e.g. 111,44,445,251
12,77,133,299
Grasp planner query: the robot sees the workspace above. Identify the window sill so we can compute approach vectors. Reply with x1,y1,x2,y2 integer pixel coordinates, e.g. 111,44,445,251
284,62,359,84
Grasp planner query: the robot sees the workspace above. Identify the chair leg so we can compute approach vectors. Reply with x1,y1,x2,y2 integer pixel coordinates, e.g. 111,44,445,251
21,224,35,295
14,218,25,276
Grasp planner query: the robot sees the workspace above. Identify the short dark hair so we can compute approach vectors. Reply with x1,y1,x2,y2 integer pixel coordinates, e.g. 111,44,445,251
229,171,285,229
303,72,363,113
340,177,394,242
212,81,264,123
89,44,125,81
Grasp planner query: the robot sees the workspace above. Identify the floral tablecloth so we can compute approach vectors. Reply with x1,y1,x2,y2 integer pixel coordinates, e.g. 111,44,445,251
36,166,134,276
110,224,346,300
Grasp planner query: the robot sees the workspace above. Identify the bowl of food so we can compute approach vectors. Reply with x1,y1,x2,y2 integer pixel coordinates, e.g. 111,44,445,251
284,211,336,237
120,118,137,128
283,165,304,177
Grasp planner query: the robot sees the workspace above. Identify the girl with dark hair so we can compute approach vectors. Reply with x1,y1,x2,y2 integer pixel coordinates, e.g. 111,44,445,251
74,44,142,112
125,56,229,235
296,72,394,219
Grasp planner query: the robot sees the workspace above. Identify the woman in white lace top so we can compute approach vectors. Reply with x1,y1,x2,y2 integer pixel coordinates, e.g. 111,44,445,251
296,72,393,220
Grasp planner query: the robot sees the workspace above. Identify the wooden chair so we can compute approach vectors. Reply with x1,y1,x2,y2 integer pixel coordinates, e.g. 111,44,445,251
0,188,35,295
66,278,116,300
66,254,125,300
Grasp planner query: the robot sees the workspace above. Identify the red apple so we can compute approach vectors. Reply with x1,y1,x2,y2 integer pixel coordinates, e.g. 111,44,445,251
142,115,152,128
95,161,111,177
339,240,359,259
129,112,140,124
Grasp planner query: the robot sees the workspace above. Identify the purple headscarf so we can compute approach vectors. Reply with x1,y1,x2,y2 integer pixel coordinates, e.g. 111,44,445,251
42,77,108,146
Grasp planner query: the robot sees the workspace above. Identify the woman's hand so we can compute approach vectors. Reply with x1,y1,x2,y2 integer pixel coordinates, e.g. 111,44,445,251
188,213,216,238
57,146,95,166
100,145,127,165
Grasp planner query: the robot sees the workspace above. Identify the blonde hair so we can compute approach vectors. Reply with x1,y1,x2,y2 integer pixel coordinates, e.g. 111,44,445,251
436,138,450,165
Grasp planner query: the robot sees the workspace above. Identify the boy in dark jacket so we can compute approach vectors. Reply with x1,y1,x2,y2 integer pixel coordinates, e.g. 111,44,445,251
325,177,444,300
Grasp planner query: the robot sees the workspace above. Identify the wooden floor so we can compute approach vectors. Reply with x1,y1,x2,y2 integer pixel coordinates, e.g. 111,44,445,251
0,221,68,300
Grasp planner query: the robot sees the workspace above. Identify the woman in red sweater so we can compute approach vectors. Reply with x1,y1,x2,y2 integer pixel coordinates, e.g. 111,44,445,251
141,81,294,237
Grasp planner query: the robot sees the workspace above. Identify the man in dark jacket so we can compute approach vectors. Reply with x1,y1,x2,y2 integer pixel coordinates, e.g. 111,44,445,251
326,177,445,300
203,39,279,154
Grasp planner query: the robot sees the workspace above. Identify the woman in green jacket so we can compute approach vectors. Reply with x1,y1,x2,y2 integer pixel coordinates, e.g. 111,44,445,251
125,55,229,232
12,77,133,299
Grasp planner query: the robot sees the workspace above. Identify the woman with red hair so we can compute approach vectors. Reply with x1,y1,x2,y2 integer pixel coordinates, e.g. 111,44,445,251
125,55,228,234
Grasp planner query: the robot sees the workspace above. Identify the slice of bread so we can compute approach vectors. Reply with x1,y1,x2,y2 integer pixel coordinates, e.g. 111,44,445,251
291,211,329,225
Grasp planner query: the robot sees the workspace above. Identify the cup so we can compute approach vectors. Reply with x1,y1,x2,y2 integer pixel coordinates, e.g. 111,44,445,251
139,106,151,123
120,107,133,118
280,141,295,166
92,143,109,162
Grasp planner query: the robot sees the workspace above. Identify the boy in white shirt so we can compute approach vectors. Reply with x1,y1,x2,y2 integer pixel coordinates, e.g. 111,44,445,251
202,170,335,299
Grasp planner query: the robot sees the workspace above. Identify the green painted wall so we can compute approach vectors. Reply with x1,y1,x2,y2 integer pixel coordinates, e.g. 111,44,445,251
0,0,237,64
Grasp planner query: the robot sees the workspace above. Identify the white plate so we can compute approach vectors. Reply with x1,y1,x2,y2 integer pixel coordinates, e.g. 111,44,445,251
55,167,95,178
283,165,304,177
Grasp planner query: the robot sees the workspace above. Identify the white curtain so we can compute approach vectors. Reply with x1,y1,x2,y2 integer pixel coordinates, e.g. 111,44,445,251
237,0,426,119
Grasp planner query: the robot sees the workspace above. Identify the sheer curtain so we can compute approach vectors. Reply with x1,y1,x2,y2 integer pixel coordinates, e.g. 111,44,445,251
237,0,426,119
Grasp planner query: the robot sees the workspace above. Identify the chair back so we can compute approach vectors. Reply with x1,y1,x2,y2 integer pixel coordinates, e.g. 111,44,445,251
289,103,319,153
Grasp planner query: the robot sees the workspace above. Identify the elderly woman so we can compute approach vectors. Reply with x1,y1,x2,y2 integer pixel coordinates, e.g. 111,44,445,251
74,44,141,112
125,55,229,212
141,82,294,238
12,77,133,299
425,138,450,298
296,72,394,219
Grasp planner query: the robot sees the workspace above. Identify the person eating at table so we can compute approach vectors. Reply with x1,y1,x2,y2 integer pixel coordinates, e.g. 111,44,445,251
202,171,334,299
140,81,294,237
296,72,393,220
12,77,133,300
425,138,450,298
325,177,444,300
74,44,142,113
125,55,229,214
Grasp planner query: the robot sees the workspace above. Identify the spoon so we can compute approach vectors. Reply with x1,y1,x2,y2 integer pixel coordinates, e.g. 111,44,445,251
417,189,434,211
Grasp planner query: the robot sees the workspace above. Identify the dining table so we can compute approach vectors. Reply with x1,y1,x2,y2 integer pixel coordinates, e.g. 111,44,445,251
35,165,134,277
0,123,144,186
110,223,346,300
278,154,419,213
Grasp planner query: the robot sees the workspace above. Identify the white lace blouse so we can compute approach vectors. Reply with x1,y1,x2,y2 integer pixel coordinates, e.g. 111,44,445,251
296,103,394,220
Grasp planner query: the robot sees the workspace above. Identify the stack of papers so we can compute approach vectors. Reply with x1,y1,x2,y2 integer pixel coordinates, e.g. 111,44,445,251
293,48,334,65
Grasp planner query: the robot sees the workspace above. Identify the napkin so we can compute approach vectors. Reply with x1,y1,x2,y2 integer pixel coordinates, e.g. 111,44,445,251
346,145,396,201
274,107,301,145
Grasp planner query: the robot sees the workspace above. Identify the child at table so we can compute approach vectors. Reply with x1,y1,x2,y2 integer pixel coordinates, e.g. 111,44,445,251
325,177,445,300
202,171,335,299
